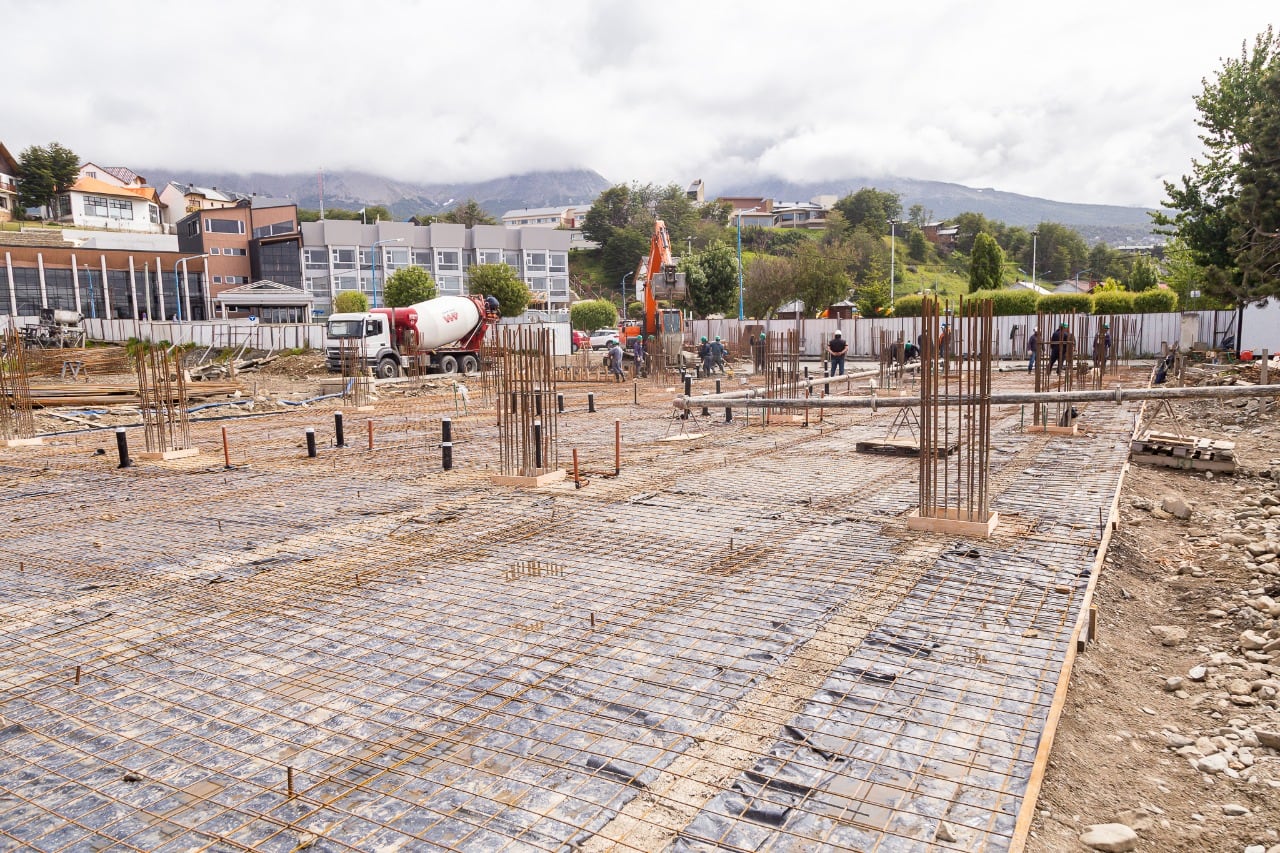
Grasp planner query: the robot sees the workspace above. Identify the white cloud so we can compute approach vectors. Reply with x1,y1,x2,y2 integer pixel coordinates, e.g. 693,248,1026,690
3,0,1275,207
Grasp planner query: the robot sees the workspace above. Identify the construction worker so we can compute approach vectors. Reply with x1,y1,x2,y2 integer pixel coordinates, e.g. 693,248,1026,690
1048,321,1073,376
827,330,848,375
752,331,767,372
1027,328,1040,373
936,323,951,361
607,339,624,382
631,335,644,376
698,336,713,377
1093,322,1112,368
710,335,727,374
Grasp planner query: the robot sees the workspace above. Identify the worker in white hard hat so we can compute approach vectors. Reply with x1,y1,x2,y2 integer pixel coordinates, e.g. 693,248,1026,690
827,329,848,376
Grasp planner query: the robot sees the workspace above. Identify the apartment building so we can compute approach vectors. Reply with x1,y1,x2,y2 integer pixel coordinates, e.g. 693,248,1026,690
300,221,571,313
176,197,302,312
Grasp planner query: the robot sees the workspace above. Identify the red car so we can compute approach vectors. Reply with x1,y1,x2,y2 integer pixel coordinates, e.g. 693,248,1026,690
571,330,590,353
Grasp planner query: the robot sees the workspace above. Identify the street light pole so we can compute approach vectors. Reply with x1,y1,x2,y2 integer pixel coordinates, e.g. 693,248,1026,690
621,271,633,315
1031,230,1039,286
1074,268,1090,289
736,207,758,321
888,219,897,303
370,237,405,308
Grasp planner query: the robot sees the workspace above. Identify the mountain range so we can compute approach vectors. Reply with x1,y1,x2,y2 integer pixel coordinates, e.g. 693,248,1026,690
139,167,1163,245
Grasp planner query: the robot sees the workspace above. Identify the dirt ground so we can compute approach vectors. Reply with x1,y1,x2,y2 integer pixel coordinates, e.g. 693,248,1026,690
1026,381,1280,853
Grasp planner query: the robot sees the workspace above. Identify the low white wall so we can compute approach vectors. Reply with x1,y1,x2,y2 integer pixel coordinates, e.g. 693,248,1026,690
690,310,1236,359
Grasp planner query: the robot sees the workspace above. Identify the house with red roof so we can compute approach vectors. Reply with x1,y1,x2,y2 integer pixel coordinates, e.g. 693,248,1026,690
47,163,165,233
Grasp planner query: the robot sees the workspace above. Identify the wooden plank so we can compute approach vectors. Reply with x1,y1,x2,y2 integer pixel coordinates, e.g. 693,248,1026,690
490,469,567,488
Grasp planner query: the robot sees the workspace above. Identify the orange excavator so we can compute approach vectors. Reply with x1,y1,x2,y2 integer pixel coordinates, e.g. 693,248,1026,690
622,219,686,363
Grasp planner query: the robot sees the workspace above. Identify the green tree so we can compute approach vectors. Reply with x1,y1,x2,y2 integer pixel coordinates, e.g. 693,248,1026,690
1029,222,1088,282
743,254,796,318
792,241,853,316
1154,27,1280,302
601,226,650,296
17,142,80,213
581,184,645,245
439,198,497,227
332,290,369,313
382,266,437,307
469,263,529,316
1126,255,1160,291
951,212,992,255
907,229,928,262
686,242,738,316
1229,62,1280,301
907,203,930,230
569,299,617,331
360,205,393,223
969,232,1004,293
832,188,902,237
855,276,892,317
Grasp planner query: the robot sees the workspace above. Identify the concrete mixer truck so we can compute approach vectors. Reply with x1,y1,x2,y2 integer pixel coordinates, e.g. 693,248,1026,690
325,294,498,377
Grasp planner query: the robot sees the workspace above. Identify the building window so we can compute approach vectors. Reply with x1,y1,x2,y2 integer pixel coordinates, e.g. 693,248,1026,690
206,218,244,234
57,195,72,218
436,250,460,271
252,220,294,239
108,198,133,219
86,170,97,178
331,248,356,269
148,203,160,224
304,248,327,269
477,249,502,265
210,247,221,254
221,247,246,256
213,276,222,284
549,252,567,274
84,195,110,217
524,252,547,273
386,248,409,266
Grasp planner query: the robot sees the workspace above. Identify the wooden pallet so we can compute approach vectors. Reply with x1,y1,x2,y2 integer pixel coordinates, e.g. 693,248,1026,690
855,437,959,457
1130,431,1237,473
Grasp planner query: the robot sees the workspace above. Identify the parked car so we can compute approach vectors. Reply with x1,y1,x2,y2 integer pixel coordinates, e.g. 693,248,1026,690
571,330,589,353
589,328,619,349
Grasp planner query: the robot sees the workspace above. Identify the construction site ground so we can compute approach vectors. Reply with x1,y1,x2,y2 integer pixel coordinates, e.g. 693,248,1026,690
1,353,1277,852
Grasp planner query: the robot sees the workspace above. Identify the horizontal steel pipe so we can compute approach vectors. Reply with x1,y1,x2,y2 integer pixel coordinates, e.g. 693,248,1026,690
675,383,1280,410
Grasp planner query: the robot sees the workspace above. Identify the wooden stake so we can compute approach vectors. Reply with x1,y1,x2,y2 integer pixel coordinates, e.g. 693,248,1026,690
367,419,374,450
74,665,81,684
573,448,580,488
221,426,231,469
1088,605,1098,641
614,420,621,475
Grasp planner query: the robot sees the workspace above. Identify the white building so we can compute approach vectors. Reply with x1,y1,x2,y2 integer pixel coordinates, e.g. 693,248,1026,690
49,176,164,233
300,221,571,314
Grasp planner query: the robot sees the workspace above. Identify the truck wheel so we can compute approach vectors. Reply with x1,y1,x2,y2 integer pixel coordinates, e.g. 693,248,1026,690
438,355,459,375
461,354,479,374
374,357,399,379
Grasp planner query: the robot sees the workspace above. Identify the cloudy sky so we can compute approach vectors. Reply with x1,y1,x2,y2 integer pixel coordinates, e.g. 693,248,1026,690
4,1,1275,207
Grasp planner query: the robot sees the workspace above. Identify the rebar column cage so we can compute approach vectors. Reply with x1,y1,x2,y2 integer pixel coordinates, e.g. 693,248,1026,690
878,329,906,388
135,345,192,454
918,297,993,522
0,324,36,441
765,330,803,413
1033,311,1077,426
495,326,559,477
338,336,369,406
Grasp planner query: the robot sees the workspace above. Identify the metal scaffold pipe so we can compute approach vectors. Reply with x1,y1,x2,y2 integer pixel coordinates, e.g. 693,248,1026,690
675,383,1280,411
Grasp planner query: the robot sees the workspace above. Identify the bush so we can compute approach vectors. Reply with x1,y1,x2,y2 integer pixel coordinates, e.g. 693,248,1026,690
1133,289,1178,313
469,263,529,317
570,299,617,331
1035,292,1093,315
332,290,369,313
964,289,1039,316
1092,290,1136,315
893,294,925,317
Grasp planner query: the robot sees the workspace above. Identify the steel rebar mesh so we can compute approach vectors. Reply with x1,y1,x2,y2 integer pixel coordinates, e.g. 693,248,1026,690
0,363,1144,853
